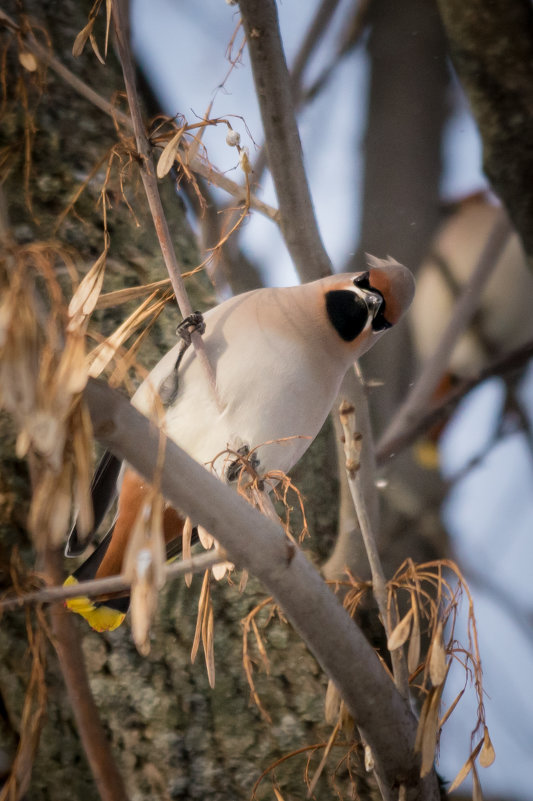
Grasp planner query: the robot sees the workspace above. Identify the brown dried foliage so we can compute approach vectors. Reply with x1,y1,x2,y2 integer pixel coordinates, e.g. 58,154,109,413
0,553,48,801
245,559,493,799
0,241,94,549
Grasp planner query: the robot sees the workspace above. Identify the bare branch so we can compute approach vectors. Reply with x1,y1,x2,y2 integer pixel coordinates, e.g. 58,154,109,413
0,551,223,612
82,377,440,800
238,0,332,281
378,209,512,459
42,549,129,801
249,0,343,185
376,337,533,465
323,367,380,580
338,400,410,701
0,9,278,222
111,0,221,401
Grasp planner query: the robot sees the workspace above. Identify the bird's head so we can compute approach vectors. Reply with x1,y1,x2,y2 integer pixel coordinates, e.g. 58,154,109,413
319,255,415,360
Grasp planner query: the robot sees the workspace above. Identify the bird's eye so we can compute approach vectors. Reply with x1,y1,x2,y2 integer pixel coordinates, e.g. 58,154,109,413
353,272,371,290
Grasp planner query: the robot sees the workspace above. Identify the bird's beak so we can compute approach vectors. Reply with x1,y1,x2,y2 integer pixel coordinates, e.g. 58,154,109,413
367,261,416,327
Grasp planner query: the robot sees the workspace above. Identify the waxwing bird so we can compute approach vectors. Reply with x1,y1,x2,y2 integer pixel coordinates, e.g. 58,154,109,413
409,194,533,465
65,256,415,631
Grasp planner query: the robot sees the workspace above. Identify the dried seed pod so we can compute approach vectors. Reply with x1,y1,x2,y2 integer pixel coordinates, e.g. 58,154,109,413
387,608,413,651
429,620,447,687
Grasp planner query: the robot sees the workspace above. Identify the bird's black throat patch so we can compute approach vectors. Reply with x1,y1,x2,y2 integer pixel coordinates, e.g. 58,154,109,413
325,289,369,342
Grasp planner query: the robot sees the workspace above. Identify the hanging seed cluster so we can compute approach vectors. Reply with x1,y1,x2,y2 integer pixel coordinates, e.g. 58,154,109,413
0,242,94,549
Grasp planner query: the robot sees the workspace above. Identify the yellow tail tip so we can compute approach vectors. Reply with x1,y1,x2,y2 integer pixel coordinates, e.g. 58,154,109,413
63,576,126,632
413,439,440,471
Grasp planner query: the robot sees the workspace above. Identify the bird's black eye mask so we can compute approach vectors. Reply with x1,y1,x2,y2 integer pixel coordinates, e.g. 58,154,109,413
325,272,392,342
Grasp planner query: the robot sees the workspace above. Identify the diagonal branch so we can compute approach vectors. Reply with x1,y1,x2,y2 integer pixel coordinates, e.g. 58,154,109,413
377,209,512,459
111,0,220,400
238,0,332,280
376,337,533,465
83,377,440,801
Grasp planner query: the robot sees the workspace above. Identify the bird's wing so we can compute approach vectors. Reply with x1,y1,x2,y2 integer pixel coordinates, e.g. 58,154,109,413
65,450,123,556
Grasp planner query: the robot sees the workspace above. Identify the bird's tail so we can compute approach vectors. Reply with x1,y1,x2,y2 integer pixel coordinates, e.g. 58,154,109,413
64,467,198,632
64,529,130,632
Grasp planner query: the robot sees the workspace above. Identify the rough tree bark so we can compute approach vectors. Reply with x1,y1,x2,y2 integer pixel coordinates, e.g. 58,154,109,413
436,0,533,266
0,2,366,800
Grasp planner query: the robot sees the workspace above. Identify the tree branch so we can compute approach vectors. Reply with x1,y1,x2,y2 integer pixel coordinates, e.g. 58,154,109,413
0,9,278,222
376,337,533,466
436,0,533,264
0,551,223,612
238,0,332,280
323,367,380,580
112,0,221,401
338,400,410,701
43,548,129,801
82,377,439,800
377,209,512,459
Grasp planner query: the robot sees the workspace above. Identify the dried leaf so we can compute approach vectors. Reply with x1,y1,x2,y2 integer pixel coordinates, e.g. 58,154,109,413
415,684,444,776
68,249,107,322
89,31,105,65
449,737,484,793
72,19,94,57
407,610,421,674
448,756,474,794
122,503,150,583
130,549,156,656
211,559,231,581
479,726,495,768
191,570,210,664
87,291,161,377
29,465,73,549
387,608,413,651
364,744,374,772
55,332,88,395
203,599,215,688
251,617,269,673
182,516,193,587
198,525,214,550
105,0,112,56
19,51,38,72
429,620,447,687
15,429,31,459
156,130,183,179
324,680,341,725
239,569,249,592
472,766,483,801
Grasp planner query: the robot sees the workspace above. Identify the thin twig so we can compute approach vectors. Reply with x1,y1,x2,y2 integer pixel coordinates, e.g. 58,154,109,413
112,0,221,402
324,366,379,580
0,9,278,221
378,208,512,459
0,550,224,612
338,400,410,701
238,0,332,281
